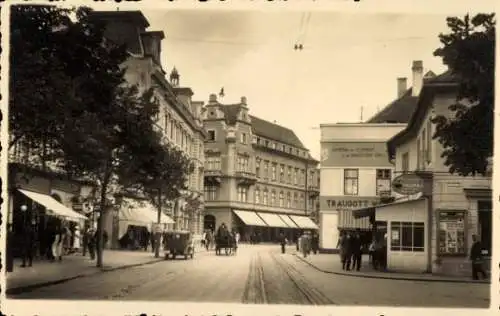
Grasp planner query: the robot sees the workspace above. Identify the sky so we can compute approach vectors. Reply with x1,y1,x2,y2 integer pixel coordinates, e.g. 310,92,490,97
139,10,451,160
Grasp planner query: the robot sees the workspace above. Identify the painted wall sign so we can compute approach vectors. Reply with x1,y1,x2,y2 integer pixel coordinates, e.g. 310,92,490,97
320,196,381,210
392,173,424,195
320,142,391,167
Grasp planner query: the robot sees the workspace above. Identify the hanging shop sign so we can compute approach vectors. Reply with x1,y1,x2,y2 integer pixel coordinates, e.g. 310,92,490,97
392,173,424,195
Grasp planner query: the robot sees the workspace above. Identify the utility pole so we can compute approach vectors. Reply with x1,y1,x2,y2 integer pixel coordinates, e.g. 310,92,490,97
155,187,162,258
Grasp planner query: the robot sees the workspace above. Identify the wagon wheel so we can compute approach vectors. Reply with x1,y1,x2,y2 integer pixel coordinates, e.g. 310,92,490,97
225,246,231,255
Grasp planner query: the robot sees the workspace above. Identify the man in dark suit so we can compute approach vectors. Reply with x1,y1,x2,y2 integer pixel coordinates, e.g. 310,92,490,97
21,224,35,267
470,234,487,280
351,231,363,271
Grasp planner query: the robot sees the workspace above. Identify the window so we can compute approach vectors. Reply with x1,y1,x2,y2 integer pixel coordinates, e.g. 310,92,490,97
279,164,285,183
241,133,247,144
287,166,292,183
263,190,268,205
255,158,261,178
237,155,249,172
289,147,293,154
416,138,421,169
205,157,221,170
301,169,305,186
207,130,216,141
255,188,261,204
271,191,276,206
402,152,409,173
286,192,291,208
204,185,218,201
308,171,314,185
272,142,277,149
300,193,304,208
376,169,391,196
390,222,425,252
293,193,298,208
438,211,466,255
165,114,170,135
265,140,269,147
237,186,248,203
263,161,269,179
279,191,284,207
343,169,359,195
282,144,286,151
294,168,298,185
271,163,277,181
257,137,261,144
176,125,181,144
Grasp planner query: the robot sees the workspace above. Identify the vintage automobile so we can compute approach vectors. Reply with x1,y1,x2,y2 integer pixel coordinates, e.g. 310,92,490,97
163,230,194,260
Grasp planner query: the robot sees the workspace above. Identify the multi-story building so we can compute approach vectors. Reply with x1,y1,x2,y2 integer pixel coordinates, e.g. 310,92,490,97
352,70,492,277
319,61,436,251
81,11,207,246
202,94,319,242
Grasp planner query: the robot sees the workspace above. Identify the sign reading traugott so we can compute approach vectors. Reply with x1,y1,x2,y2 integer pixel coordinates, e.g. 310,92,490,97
320,196,381,210
320,142,390,167
392,173,424,195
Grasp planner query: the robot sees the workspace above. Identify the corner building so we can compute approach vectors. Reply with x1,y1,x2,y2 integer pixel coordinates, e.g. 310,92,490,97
202,94,319,242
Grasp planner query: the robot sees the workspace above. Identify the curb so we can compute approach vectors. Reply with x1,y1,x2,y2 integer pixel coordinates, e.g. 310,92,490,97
293,254,490,284
6,258,164,296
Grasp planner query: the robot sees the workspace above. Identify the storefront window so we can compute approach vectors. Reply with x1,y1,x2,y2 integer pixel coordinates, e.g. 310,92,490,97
390,222,424,252
438,211,466,255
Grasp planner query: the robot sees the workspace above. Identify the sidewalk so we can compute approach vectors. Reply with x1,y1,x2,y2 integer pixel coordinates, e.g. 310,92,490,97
293,252,490,284
6,246,208,294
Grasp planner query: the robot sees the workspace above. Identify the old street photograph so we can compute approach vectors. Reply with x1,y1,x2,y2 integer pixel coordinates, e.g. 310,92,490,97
3,3,494,310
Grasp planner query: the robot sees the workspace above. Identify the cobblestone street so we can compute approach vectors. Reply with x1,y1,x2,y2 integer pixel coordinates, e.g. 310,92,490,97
7,244,490,308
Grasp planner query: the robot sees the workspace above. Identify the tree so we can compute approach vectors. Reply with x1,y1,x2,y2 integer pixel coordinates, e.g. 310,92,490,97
11,5,193,267
432,13,495,176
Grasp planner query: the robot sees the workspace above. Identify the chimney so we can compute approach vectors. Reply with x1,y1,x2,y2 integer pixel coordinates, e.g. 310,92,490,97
397,77,407,98
173,87,194,109
412,60,424,97
141,31,165,67
191,101,204,120
209,94,218,104
241,96,247,106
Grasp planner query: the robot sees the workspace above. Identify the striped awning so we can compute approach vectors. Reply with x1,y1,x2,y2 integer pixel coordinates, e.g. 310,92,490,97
278,214,299,228
339,209,372,229
256,212,289,228
233,210,268,227
289,215,319,229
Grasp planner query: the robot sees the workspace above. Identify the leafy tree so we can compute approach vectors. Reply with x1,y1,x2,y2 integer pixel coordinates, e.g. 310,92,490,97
432,13,495,176
11,5,193,267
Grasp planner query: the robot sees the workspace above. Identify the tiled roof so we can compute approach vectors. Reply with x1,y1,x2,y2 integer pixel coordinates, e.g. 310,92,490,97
366,89,419,124
250,115,306,149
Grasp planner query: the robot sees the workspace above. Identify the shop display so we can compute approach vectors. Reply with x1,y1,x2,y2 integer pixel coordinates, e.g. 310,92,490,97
438,211,466,255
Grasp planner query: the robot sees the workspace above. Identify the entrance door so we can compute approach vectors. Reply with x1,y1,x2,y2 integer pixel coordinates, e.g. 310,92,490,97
203,214,216,232
478,200,492,256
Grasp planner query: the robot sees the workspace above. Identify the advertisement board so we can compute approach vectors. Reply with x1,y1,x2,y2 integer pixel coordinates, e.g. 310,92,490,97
320,196,381,210
320,142,391,167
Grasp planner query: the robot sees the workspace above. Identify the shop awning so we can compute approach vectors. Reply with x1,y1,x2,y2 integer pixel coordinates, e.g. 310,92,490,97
233,210,268,227
353,196,427,219
256,212,290,228
278,214,299,228
19,189,87,222
121,198,175,225
289,215,318,229
352,207,376,219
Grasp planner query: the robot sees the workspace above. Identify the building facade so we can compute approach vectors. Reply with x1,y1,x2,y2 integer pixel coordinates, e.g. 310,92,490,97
202,94,319,242
319,123,406,251
318,60,436,252
86,11,207,247
354,70,492,277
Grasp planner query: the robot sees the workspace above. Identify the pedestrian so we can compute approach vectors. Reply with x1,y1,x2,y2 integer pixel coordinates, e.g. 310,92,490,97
21,223,35,267
73,225,81,253
470,234,487,280
235,231,240,247
300,231,312,258
351,231,362,271
87,227,96,260
46,220,56,261
368,239,376,268
82,223,89,256
311,232,320,254
342,232,353,271
51,222,64,262
296,232,301,251
337,230,346,263
279,232,287,254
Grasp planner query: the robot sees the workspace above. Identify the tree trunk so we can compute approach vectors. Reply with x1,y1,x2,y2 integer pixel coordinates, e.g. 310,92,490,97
96,167,112,268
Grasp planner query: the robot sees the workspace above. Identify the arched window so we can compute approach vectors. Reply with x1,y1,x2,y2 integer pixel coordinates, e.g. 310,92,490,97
255,188,261,204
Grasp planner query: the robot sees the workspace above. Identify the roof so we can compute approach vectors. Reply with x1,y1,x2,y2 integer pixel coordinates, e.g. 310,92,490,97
387,70,459,159
220,104,241,125
89,11,150,28
250,115,306,149
366,88,419,123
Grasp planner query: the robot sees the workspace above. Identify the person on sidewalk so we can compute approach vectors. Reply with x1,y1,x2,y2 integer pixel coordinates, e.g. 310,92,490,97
51,222,64,262
300,231,312,258
311,232,320,254
470,234,487,280
279,232,287,254
337,230,346,264
87,227,97,260
73,225,81,253
368,239,377,269
21,223,35,267
351,231,362,271
46,221,57,261
342,232,353,271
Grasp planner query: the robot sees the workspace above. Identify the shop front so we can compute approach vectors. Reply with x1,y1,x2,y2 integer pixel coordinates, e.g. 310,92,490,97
112,197,175,250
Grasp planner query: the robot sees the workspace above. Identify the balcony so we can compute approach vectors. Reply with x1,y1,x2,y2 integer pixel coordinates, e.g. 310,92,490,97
234,170,257,185
307,184,320,197
204,169,223,184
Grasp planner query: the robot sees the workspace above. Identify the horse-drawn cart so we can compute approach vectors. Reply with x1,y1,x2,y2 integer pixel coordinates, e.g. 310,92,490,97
215,224,237,256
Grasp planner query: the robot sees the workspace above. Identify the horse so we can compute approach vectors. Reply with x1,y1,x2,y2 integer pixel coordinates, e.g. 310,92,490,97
215,225,235,255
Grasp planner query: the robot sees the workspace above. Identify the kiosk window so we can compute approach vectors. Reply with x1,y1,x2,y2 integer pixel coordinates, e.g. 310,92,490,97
438,211,466,255
390,222,425,252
